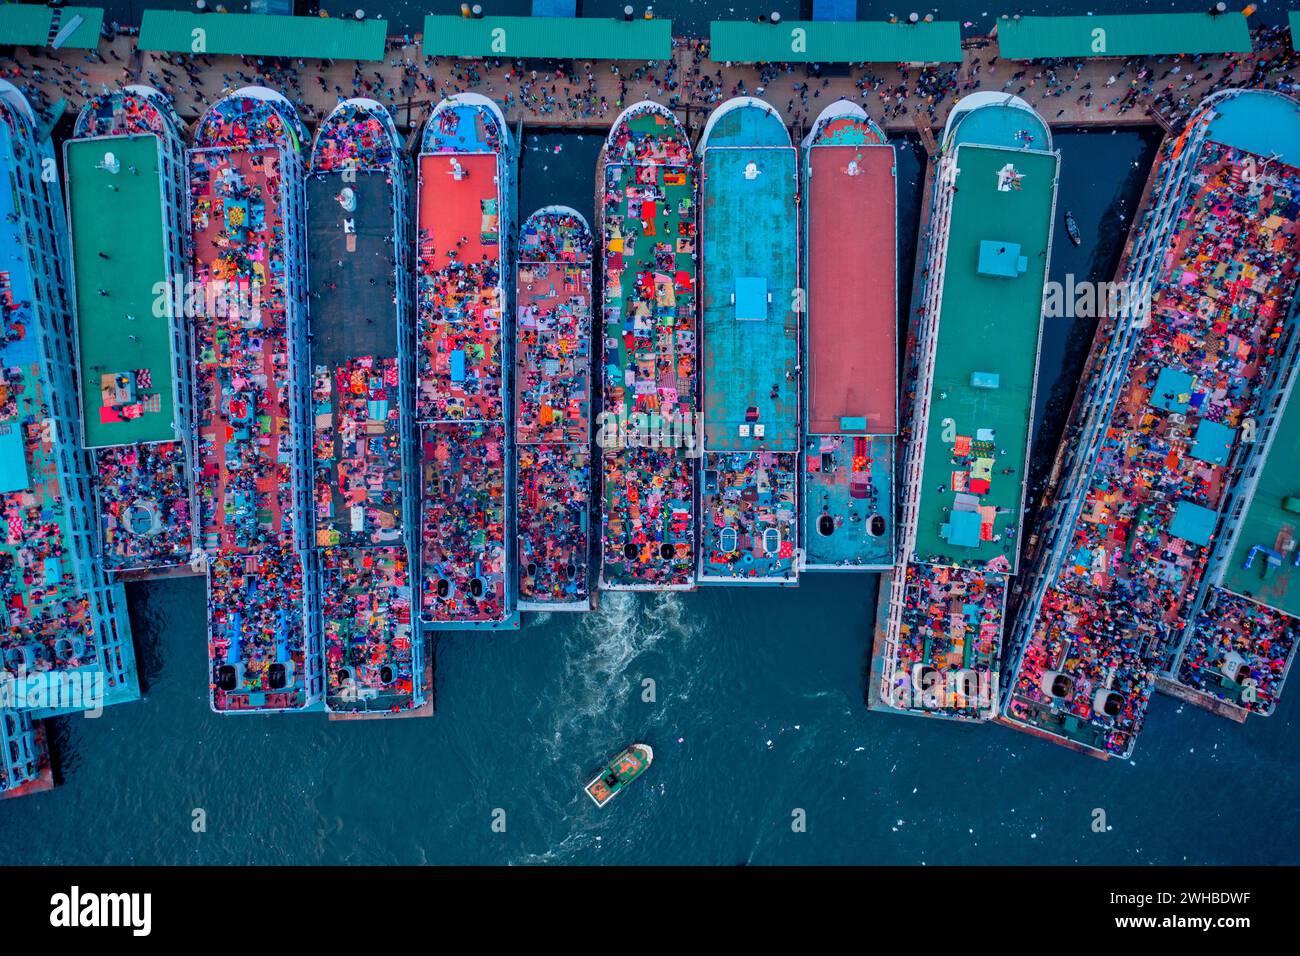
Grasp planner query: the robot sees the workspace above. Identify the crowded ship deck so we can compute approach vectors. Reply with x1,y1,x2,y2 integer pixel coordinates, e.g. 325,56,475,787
1177,343,1300,714
1003,90,1300,757
697,98,799,585
1,79,138,725
879,94,1058,720
801,100,896,572
65,87,195,574
190,88,320,712
308,99,424,715
599,102,697,590
416,94,517,628
516,207,593,610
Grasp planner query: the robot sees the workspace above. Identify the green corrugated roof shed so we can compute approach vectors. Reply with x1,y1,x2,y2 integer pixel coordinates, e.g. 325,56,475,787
709,20,962,63
421,15,672,60
53,7,104,50
139,11,387,61
996,14,1253,59
0,4,54,46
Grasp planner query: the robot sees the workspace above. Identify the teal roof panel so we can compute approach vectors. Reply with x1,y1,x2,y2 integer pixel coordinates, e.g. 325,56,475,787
421,15,672,60
53,7,103,49
139,11,387,60
709,20,962,63
996,14,1253,60
0,4,53,46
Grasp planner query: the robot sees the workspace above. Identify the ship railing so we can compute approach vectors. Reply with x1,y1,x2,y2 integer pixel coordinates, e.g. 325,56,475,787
6,122,140,711
881,155,959,702
1166,313,1300,678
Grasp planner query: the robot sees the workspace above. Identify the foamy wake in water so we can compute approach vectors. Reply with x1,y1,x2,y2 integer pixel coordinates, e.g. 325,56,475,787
522,591,700,864
552,591,698,734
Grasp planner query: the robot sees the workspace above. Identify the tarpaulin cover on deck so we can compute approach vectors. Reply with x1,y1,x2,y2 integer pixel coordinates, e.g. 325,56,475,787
0,424,29,493
709,20,962,63
1171,500,1217,547
422,15,672,60
996,14,1252,60
139,11,388,60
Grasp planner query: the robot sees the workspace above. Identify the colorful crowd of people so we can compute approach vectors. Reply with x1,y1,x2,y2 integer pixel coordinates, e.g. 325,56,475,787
321,544,416,712
309,98,419,707
600,105,697,588
701,452,798,581
191,96,309,707
1007,134,1300,754
95,443,193,570
0,274,96,674
891,563,1005,713
1182,590,1298,713
420,421,508,622
516,209,593,606
417,100,510,624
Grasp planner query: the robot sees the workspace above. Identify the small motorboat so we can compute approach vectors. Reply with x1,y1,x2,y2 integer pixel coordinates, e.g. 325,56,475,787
584,743,653,807
1065,210,1082,247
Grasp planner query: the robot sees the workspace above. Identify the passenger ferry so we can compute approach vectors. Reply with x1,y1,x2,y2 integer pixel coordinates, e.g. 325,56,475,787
307,99,427,716
516,206,593,611
1003,90,1300,756
190,87,321,713
697,98,799,586
800,100,896,572
598,102,697,590
877,93,1058,721
64,87,197,575
415,94,518,629
0,79,138,724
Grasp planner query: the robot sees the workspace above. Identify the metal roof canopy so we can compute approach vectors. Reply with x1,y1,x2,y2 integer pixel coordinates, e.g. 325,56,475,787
138,11,388,61
0,4,53,46
54,7,104,50
422,15,672,60
709,20,962,63
0,4,102,50
996,13,1253,60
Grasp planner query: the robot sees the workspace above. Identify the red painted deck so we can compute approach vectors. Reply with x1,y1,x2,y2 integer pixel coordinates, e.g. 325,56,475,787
808,144,896,434
416,152,504,423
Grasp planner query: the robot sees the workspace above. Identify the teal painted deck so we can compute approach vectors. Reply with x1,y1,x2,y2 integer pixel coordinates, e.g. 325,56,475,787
802,434,894,569
698,103,800,584
946,102,1051,153
700,116,798,452
1207,91,1300,168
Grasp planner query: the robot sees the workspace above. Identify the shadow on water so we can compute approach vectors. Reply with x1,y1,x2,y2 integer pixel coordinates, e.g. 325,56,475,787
1026,126,1162,532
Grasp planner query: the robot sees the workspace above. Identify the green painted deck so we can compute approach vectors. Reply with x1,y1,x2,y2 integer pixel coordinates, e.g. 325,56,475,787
1220,384,1300,619
912,144,1056,569
996,13,1252,60
701,108,797,451
66,135,175,447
